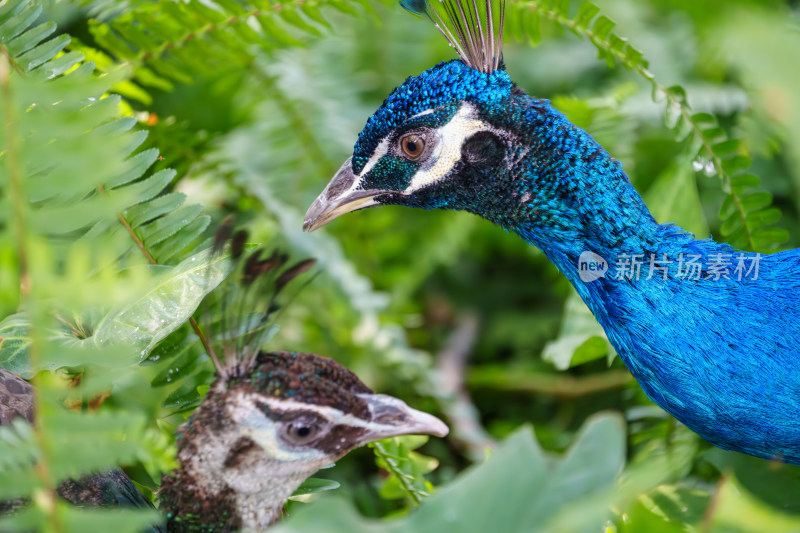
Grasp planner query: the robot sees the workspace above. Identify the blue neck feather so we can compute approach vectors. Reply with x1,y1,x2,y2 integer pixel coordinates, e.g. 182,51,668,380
488,94,800,464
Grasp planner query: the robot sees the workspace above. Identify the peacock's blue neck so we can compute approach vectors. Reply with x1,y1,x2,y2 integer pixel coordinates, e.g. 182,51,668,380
484,93,741,345
482,94,666,294
480,94,800,465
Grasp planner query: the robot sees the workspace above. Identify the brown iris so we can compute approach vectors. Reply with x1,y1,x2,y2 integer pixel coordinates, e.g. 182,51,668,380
399,133,426,160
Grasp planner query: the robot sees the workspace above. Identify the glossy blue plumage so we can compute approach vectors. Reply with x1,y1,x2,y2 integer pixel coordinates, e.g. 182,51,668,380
352,61,512,173
342,60,800,463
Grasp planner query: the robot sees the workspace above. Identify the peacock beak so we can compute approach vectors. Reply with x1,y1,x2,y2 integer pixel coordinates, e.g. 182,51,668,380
357,393,449,441
303,157,380,232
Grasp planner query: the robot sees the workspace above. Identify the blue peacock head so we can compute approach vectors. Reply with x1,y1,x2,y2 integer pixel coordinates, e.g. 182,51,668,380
303,0,542,231
304,59,520,229
304,0,630,242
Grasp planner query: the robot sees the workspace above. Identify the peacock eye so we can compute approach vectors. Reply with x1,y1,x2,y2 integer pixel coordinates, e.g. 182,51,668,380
399,133,426,160
280,414,329,446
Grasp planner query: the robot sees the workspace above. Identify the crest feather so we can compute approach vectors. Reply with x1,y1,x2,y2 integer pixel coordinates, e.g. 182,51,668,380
400,0,505,73
203,220,317,381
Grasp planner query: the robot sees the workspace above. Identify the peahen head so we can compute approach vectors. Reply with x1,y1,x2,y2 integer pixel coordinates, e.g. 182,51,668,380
0,226,449,533
304,59,521,230
161,351,447,532
160,225,448,532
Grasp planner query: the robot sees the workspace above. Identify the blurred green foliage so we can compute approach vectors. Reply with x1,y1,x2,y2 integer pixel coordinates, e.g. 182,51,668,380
0,0,799,531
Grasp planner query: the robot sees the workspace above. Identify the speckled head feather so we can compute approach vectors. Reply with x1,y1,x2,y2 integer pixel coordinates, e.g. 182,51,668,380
352,60,512,173
237,351,372,419
162,346,447,532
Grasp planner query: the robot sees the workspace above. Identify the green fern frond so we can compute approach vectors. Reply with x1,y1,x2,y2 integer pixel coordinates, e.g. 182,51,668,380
0,418,38,480
506,0,788,252
0,0,212,272
0,3,227,526
0,0,220,371
88,0,385,89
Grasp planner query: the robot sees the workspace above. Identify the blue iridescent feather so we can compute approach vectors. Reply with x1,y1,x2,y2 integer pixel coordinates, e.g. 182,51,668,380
399,0,427,15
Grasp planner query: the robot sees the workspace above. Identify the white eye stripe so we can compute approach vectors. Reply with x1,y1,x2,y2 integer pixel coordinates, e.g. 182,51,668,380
358,137,390,178
409,108,435,119
357,103,506,194
248,396,374,430
403,103,490,194
234,395,361,463
357,108,434,178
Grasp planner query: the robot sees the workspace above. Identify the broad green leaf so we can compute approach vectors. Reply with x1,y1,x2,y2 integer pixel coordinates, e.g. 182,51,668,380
0,314,32,376
543,290,615,370
93,246,232,355
0,247,231,376
290,478,341,499
635,484,709,530
710,476,800,533
620,499,689,533
703,448,800,514
271,414,628,533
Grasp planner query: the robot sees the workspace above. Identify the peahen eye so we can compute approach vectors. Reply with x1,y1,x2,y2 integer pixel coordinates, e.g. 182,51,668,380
399,133,426,160
280,414,329,446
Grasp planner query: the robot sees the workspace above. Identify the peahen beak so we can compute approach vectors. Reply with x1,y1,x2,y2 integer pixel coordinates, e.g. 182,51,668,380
357,393,449,441
303,157,380,232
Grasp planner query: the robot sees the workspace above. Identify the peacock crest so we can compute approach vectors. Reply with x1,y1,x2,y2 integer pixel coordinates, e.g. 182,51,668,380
401,0,506,73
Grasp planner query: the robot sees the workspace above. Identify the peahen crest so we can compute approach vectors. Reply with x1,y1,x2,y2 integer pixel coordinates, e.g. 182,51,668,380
203,219,316,382
400,0,506,72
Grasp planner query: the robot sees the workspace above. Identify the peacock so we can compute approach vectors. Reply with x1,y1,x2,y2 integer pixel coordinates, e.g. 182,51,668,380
0,227,448,532
303,0,800,464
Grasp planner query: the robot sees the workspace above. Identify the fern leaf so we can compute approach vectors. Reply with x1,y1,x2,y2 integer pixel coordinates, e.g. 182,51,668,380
7,21,56,55
149,214,211,263
0,0,229,379
125,192,187,228
0,2,230,522
120,168,177,203
136,204,204,248
88,0,373,87
0,417,38,473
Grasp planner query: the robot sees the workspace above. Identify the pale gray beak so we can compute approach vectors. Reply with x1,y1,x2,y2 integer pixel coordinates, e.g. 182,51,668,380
303,157,381,232
358,393,449,441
